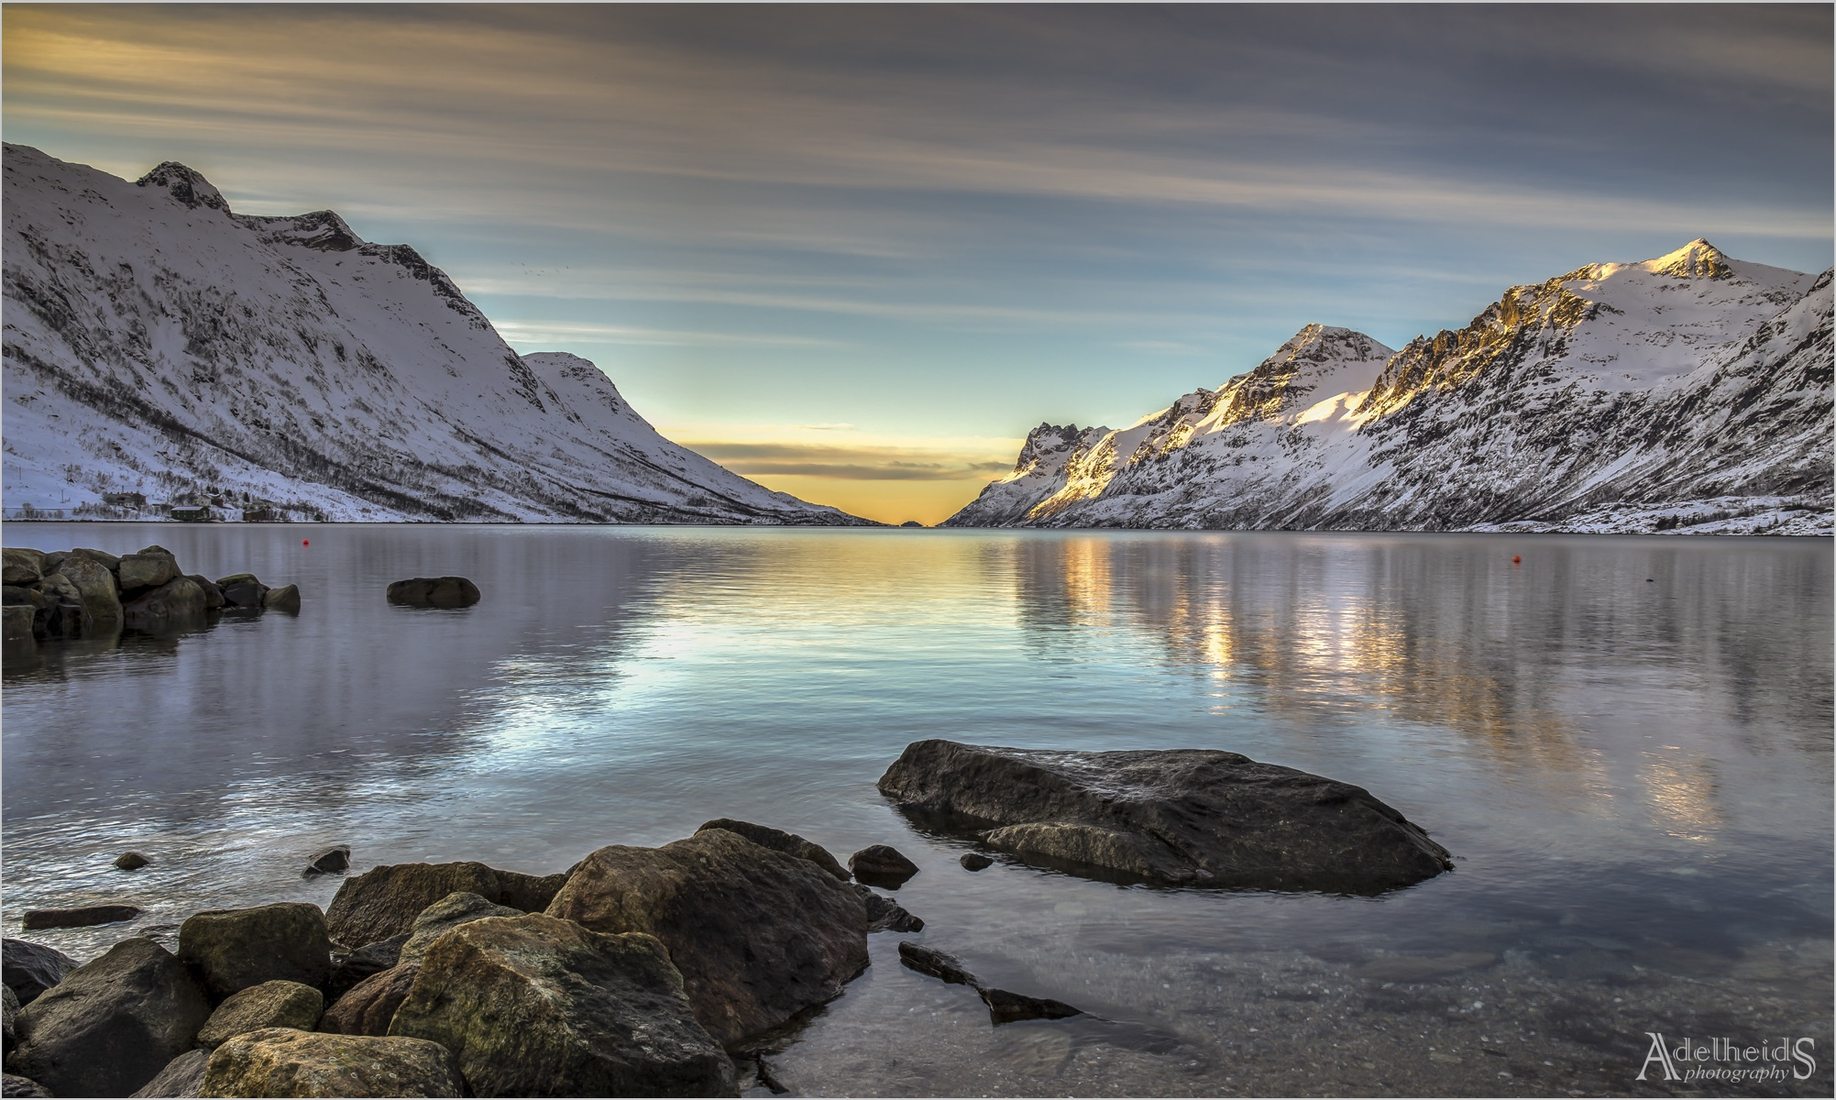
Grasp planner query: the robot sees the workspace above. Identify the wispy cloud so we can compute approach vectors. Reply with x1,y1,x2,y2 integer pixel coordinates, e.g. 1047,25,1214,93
492,319,852,351
685,441,1013,482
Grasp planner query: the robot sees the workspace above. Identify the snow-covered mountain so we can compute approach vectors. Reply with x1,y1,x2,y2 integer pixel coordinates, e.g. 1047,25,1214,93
948,242,1833,535
1,144,866,524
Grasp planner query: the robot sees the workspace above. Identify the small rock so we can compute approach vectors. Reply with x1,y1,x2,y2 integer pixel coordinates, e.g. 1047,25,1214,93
115,851,151,871
325,935,407,1003
201,1027,462,1098
196,980,323,1048
9,937,211,1096
2,939,78,1004
385,577,480,609
897,942,977,986
21,903,141,930
262,584,301,614
0,1075,51,1098
303,845,351,877
979,986,1083,1025
852,885,923,933
178,902,332,998
319,965,419,1038
849,844,919,888
388,913,734,1096
697,818,849,880
129,1049,207,1097
959,852,994,871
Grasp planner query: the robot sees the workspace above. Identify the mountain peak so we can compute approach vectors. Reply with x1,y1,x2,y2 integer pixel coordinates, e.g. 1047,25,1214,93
1645,237,1730,280
136,161,229,212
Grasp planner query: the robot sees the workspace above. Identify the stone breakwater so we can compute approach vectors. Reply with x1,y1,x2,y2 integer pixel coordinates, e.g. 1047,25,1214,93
1,545,299,654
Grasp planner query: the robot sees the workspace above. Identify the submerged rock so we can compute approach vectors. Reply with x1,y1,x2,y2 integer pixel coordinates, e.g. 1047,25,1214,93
385,577,480,609
200,1027,462,1098
9,937,210,1096
390,914,735,1096
852,885,923,933
697,818,849,881
196,980,324,1047
178,902,332,998
878,739,1453,892
848,844,919,888
2,939,78,1005
546,828,869,1046
897,942,977,986
959,852,994,871
116,851,151,871
896,941,1084,1026
21,903,141,930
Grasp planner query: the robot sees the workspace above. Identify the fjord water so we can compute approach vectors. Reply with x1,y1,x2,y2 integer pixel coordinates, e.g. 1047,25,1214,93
3,525,1830,1095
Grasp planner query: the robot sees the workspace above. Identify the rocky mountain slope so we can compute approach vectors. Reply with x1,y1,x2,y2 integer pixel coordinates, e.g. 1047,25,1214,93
947,242,1832,535
1,144,865,524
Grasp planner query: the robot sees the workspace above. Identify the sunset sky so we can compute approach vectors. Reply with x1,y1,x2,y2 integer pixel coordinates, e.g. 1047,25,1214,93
4,3,1830,523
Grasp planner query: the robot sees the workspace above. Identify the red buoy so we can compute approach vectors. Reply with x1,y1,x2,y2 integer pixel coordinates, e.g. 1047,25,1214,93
302,539,311,547
1511,554,1521,564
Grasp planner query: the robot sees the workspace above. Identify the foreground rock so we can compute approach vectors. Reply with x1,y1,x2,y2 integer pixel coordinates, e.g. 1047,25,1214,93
197,980,324,1047
9,938,210,1096
201,1027,462,1097
320,962,419,1038
547,828,869,1045
179,902,332,998
1,940,77,1004
696,819,849,881
878,739,1454,892
324,861,564,946
396,893,520,967
391,914,735,1096
130,1049,208,1097
385,577,481,609
848,844,919,888
0,1075,51,1098
21,903,141,930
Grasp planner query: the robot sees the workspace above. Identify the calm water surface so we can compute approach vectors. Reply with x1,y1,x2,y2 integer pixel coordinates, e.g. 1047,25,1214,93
3,525,1831,1096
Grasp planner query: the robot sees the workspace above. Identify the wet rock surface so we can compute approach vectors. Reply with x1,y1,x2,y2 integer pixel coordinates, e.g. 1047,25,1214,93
879,739,1453,891
324,861,558,947
178,902,332,998
385,577,480,609
200,1027,463,1098
197,980,325,1048
547,828,869,1046
697,819,850,881
848,844,920,889
21,903,142,930
1,940,76,1005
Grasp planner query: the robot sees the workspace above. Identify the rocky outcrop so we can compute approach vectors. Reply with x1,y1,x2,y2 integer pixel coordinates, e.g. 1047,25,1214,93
0,545,295,648
878,740,1453,892
178,902,333,998
324,861,563,947
197,981,325,1047
390,914,735,1096
199,1027,463,1098
697,819,849,881
385,578,481,609
9,938,211,1096
1,940,76,1005
546,829,869,1045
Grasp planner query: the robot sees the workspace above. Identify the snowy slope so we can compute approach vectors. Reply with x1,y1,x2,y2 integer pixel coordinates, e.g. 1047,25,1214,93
1,144,866,524
948,243,1832,534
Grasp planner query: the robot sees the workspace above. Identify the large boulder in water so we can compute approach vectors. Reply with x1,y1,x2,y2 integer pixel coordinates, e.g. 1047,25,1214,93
200,1027,462,1097
263,584,301,614
50,556,121,631
324,861,563,946
117,549,180,595
214,574,269,610
385,577,481,609
546,828,868,1046
9,938,211,1096
123,576,210,632
2,940,77,1005
877,739,1453,892
178,902,333,998
390,914,735,1096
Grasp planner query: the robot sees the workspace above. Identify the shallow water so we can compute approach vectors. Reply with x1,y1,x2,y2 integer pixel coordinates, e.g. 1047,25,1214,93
3,525,1831,1095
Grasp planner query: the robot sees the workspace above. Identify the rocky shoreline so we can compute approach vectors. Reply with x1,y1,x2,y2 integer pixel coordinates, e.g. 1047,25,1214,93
1,743,1455,1097
2,545,298,656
